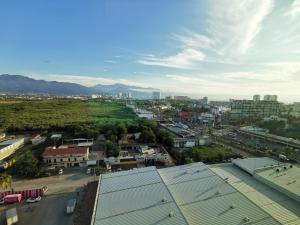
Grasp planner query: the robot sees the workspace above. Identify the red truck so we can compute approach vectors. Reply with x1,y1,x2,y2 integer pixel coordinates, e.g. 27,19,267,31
3,194,22,204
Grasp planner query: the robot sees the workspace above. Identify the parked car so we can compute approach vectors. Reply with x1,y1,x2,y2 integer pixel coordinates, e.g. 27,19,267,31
58,169,63,175
26,196,42,203
3,194,22,204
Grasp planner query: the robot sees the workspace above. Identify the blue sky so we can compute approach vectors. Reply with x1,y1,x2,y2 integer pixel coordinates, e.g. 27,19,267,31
0,0,300,102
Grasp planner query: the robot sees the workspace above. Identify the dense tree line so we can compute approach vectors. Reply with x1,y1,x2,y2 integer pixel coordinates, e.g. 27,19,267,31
169,145,241,165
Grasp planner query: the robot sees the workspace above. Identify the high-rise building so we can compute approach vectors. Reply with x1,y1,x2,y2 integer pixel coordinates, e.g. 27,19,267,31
202,96,208,104
230,99,279,120
253,95,261,101
264,95,277,101
152,91,161,100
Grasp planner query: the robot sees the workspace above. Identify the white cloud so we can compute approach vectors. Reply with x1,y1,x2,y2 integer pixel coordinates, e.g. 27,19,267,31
207,0,274,56
138,48,205,69
172,31,215,50
285,0,300,18
104,60,117,64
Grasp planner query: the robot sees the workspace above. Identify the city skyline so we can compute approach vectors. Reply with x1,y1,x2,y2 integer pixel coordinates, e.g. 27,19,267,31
1,0,300,102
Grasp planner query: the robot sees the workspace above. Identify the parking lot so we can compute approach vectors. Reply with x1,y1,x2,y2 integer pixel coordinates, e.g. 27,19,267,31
0,168,96,225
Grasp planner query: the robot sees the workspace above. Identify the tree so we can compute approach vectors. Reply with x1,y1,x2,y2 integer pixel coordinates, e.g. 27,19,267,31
105,141,120,157
157,130,174,148
184,157,194,164
139,129,156,143
0,173,12,190
11,150,40,177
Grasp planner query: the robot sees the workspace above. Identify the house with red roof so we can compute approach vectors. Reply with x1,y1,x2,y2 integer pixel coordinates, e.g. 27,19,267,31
42,145,89,168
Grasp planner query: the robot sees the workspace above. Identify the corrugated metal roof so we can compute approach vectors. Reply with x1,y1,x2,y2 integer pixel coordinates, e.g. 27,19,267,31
100,169,161,194
95,167,189,225
232,157,280,175
160,163,280,225
94,202,188,225
97,182,173,219
210,163,300,225
93,162,298,225
255,165,300,202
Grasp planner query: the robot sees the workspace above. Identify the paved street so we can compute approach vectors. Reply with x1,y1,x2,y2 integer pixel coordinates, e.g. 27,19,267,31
0,168,96,225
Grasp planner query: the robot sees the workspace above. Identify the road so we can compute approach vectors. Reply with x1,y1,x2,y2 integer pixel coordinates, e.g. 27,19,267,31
0,168,96,225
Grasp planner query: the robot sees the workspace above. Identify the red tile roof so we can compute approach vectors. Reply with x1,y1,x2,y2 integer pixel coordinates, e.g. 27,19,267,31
42,146,89,157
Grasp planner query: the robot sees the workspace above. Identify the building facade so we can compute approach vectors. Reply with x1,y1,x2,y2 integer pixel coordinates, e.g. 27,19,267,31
291,102,300,118
42,146,89,168
263,95,277,101
0,138,25,161
152,91,161,100
230,99,279,120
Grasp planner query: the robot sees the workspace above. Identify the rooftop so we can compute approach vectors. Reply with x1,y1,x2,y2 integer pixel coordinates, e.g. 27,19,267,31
233,157,280,175
210,163,300,225
0,138,24,146
93,162,287,225
42,146,89,157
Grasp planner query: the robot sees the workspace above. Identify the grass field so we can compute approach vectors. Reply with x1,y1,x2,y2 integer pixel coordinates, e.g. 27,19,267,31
0,99,136,132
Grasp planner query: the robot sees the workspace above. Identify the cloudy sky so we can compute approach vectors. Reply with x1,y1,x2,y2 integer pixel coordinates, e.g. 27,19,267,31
1,0,300,102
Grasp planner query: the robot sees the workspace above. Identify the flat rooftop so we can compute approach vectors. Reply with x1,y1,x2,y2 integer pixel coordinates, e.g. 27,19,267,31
93,162,282,225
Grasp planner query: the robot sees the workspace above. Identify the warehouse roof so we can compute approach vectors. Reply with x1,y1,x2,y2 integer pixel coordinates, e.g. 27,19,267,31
255,164,300,203
210,163,300,225
232,157,280,175
93,163,281,225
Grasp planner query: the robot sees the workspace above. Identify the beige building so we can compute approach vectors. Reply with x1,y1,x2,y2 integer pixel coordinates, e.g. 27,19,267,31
42,145,89,168
230,99,279,120
0,138,24,161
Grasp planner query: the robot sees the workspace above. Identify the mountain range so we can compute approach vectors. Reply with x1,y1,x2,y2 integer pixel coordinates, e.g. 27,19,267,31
0,74,158,98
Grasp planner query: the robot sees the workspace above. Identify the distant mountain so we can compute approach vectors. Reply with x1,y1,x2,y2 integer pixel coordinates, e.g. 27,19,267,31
0,74,91,95
92,83,158,99
0,74,158,98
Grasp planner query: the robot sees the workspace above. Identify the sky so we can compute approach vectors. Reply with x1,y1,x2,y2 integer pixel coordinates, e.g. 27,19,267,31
0,0,300,102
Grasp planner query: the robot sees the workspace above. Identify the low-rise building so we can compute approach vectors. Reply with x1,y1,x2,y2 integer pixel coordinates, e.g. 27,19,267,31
0,138,25,161
135,109,154,119
42,145,89,168
30,135,47,146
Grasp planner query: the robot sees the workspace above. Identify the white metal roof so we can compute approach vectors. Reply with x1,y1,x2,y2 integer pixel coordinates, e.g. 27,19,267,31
94,162,282,225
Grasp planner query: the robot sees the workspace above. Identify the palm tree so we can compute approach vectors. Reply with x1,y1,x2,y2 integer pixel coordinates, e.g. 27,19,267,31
0,173,12,190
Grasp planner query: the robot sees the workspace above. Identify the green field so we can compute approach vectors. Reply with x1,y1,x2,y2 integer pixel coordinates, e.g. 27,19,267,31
0,99,136,132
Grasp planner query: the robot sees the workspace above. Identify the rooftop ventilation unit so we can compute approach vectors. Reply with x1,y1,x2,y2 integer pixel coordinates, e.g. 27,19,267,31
169,211,174,217
243,217,250,222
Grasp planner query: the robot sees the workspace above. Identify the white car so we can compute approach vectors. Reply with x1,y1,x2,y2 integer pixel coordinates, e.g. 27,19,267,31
58,169,63,175
26,196,42,203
